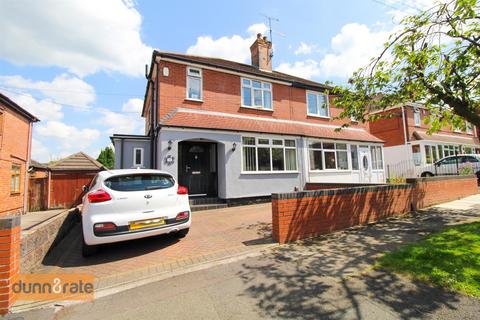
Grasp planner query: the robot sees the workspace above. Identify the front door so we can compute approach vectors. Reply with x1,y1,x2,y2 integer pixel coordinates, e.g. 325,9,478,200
178,142,217,196
359,147,372,183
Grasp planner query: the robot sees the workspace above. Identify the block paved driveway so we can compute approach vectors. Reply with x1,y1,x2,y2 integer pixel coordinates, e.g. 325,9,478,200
34,203,273,289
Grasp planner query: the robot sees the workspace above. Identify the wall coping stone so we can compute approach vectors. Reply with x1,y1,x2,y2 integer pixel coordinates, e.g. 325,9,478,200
0,216,21,230
272,183,411,200
273,176,477,200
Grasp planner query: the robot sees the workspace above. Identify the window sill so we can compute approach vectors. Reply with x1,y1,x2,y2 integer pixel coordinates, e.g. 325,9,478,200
10,192,21,196
241,171,299,175
307,114,330,119
185,98,203,103
309,169,352,173
240,105,274,112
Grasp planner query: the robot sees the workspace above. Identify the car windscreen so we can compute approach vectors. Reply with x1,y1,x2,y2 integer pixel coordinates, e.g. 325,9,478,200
104,174,175,192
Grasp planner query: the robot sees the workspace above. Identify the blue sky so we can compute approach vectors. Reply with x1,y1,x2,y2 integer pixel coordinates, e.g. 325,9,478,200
0,0,431,162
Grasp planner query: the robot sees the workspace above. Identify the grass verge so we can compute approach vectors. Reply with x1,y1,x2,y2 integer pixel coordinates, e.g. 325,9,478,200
375,221,480,298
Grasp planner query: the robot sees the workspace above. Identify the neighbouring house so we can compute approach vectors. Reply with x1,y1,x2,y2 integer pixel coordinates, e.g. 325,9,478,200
368,102,480,177
112,33,385,201
27,152,104,211
0,93,39,216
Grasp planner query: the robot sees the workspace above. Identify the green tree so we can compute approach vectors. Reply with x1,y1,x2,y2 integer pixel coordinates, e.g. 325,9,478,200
97,146,115,169
334,0,480,132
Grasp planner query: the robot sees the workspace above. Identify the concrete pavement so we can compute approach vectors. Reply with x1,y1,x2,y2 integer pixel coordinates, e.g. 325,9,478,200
9,194,480,319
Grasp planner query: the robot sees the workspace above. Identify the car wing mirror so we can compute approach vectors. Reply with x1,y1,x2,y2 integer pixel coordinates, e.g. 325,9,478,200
82,185,89,192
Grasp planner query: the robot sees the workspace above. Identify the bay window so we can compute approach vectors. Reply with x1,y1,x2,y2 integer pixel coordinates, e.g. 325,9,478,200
307,92,329,117
241,78,272,110
242,137,297,172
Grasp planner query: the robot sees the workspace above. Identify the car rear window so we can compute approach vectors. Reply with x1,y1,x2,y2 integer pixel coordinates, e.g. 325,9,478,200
104,174,175,192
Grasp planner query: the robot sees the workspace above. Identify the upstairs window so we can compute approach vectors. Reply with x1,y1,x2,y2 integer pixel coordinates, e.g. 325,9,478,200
133,148,144,167
307,92,329,117
466,122,473,134
186,67,202,100
413,109,421,126
241,78,272,110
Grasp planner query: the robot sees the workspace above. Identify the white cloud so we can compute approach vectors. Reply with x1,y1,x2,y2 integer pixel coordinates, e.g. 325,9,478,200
0,89,63,121
121,98,144,113
0,0,152,77
318,23,390,79
186,23,268,63
35,121,101,150
276,59,321,79
98,109,144,135
0,74,95,107
294,42,314,55
31,138,50,162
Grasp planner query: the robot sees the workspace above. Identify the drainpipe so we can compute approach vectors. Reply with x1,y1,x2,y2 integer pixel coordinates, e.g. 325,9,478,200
401,105,408,145
153,58,160,169
47,170,51,209
23,122,32,213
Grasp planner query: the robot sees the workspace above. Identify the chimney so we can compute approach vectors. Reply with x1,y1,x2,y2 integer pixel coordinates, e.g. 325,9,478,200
250,33,272,71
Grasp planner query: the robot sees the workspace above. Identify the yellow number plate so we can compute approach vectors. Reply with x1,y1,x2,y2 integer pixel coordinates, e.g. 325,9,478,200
129,217,166,230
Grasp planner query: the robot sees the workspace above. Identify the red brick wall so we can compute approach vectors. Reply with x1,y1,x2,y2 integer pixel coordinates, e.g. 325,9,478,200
272,176,478,244
367,106,477,147
0,216,20,314
0,105,31,217
304,182,383,190
156,60,364,129
367,108,406,147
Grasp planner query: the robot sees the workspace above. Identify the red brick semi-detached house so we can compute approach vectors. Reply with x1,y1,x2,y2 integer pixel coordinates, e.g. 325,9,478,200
112,34,385,202
368,102,480,177
0,93,39,216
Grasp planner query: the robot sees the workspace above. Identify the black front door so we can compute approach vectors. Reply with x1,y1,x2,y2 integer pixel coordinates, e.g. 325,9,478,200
178,142,217,196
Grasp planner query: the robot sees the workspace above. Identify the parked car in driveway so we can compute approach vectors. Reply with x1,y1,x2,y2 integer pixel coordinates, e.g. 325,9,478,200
420,154,480,179
81,169,191,256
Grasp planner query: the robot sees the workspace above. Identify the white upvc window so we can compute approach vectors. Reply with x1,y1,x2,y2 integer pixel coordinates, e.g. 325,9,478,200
241,78,272,110
308,141,349,171
242,137,297,173
306,91,329,118
413,109,421,126
186,67,202,101
133,148,144,167
466,121,473,134
370,145,384,170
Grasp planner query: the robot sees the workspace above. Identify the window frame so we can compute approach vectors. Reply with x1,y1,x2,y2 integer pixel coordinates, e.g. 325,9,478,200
413,109,421,127
306,91,330,118
241,136,298,174
186,66,203,101
240,78,273,111
308,141,356,172
10,164,21,194
466,122,473,135
133,147,144,167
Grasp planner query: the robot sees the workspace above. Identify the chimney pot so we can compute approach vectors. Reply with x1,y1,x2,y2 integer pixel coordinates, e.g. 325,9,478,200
257,33,262,39
263,36,267,41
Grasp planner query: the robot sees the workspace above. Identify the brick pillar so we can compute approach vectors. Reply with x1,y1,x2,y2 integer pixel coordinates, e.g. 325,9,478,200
0,216,20,315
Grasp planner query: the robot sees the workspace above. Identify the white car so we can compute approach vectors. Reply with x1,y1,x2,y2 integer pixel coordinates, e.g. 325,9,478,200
420,154,480,178
81,169,191,256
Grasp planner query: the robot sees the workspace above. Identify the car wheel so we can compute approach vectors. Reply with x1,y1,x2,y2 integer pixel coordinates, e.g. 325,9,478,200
82,240,98,257
175,228,190,238
421,172,434,177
